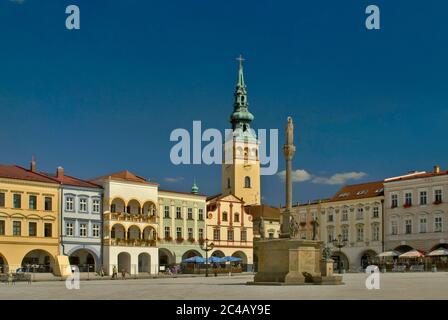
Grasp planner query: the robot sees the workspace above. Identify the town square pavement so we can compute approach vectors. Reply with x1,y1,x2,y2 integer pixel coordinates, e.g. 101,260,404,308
0,272,447,300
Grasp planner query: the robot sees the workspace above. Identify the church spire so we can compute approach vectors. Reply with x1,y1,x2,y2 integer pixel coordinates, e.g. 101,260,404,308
230,54,254,131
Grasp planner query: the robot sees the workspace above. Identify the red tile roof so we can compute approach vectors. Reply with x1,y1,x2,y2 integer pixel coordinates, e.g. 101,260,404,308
385,171,448,183
0,165,59,184
90,170,159,186
42,172,101,189
330,181,384,202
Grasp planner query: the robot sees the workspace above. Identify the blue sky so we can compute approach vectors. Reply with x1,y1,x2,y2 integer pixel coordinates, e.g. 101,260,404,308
0,0,447,205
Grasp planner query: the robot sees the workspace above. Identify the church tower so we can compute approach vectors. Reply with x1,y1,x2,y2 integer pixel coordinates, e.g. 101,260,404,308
221,56,261,206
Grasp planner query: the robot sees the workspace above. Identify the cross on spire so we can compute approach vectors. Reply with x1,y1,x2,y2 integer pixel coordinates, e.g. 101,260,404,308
236,54,245,67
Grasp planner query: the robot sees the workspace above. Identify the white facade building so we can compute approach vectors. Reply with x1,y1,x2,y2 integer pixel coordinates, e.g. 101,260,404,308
384,166,448,253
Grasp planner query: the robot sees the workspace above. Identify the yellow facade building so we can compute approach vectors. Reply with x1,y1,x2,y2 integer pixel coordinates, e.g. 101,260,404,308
206,194,254,270
0,161,68,275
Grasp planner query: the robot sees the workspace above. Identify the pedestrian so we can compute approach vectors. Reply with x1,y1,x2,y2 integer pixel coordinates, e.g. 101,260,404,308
121,268,126,280
99,266,105,277
214,263,218,277
111,266,118,280
7,272,14,286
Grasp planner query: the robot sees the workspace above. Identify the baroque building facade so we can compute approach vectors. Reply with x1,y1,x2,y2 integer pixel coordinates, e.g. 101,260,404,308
206,194,253,270
384,166,448,254
294,181,384,271
0,160,67,275
43,166,103,272
157,187,207,267
91,171,159,275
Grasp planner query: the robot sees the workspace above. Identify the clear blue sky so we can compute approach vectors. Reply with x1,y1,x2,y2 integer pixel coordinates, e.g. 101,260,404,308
1,0,447,206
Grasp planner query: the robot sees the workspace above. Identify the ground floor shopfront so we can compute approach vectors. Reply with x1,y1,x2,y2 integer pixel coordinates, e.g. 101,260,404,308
0,240,68,275
103,246,159,276
62,241,102,273
325,245,382,272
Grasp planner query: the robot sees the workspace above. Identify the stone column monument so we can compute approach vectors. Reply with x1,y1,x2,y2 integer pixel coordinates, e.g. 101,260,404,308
280,117,296,238
249,117,342,285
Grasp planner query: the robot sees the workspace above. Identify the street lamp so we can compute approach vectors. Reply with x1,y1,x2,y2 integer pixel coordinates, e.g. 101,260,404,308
332,234,347,274
201,238,214,277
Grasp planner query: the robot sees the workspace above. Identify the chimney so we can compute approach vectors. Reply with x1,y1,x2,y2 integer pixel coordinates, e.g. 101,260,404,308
30,155,36,172
56,166,64,179
434,165,441,174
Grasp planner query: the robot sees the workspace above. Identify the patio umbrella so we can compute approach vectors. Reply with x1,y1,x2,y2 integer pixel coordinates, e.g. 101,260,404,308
399,250,424,258
427,248,448,257
182,256,205,263
207,256,226,263
377,250,400,258
224,256,243,262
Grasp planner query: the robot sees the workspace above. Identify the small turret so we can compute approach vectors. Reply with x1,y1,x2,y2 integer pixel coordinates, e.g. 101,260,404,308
191,179,199,195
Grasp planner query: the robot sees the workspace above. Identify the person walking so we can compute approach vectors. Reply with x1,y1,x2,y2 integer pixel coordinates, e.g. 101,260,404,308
111,266,118,280
121,268,127,280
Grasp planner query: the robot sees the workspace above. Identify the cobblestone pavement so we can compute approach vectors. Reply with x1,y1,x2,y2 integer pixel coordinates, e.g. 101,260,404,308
1,272,448,300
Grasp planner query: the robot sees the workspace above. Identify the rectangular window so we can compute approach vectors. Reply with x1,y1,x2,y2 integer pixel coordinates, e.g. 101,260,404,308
93,224,100,237
391,194,398,208
342,228,349,242
44,197,52,211
227,229,234,241
420,217,427,233
66,222,73,236
222,212,228,222
187,208,193,220
435,189,443,203
79,198,88,212
164,206,170,218
0,220,4,235
234,213,240,223
29,195,37,210
188,228,193,239
405,219,412,234
198,209,204,221
405,193,412,206
420,191,427,205
241,230,247,241
373,207,379,218
391,220,398,235
435,216,443,233
213,229,220,241
0,192,4,207
66,196,74,211
356,208,364,220
79,223,87,237
176,227,182,238
342,211,348,222
13,221,21,236
357,226,364,242
44,223,52,237
176,207,182,219
372,225,379,241
13,194,21,209
92,199,100,213
198,228,204,239
328,214,333,222
28,222,37,237
327,228,334,242
164,226,170,238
